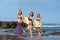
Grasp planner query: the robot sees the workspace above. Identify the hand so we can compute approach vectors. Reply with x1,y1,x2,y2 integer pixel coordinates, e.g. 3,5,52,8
23,30,25,33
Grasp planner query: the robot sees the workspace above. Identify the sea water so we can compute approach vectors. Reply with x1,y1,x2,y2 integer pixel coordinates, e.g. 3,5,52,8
0,24,60,35
0,24,60,40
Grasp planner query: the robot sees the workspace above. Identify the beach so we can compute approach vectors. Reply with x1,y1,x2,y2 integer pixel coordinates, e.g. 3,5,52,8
0,0,60,40
0,34,60,40
0,27,60,40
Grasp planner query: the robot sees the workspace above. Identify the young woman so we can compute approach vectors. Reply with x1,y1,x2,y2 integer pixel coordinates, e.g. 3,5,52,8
27,12,34,38
36,13,43,37
14,9,24,40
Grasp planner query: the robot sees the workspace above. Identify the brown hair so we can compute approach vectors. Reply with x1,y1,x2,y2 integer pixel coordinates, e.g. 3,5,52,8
37,13,40,17
29,11,34,17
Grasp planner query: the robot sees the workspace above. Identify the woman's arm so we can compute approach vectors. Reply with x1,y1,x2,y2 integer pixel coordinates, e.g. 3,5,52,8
40,14,42,19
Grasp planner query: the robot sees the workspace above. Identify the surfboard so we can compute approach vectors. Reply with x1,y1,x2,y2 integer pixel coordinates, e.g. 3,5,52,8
22,16,29,24
33,20,42,27
22,16,42,27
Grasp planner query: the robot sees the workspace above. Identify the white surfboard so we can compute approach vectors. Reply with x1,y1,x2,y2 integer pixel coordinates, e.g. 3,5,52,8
22,16,29,24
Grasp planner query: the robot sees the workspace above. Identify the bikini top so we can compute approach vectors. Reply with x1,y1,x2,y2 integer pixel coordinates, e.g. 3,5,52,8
36,17,40,22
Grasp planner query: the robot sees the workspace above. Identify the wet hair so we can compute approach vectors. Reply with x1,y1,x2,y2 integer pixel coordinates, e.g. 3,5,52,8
29,11,34,17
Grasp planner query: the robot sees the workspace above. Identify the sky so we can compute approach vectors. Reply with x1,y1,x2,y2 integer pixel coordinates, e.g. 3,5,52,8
0,0,60,24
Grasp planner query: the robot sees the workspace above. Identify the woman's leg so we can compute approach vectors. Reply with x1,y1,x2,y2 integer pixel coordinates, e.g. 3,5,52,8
37,28,42,37
38,29,41,36
27,25,33,38
29,26,33,38
30,28,33,38
38,29,43,37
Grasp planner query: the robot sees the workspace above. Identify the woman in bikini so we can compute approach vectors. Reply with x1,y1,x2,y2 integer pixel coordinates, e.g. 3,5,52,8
27,12,34,38
36,13,43,37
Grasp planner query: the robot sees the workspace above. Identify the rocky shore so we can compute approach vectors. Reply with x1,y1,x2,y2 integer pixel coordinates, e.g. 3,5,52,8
0,21,27,29
0,35,19,40
50,32,60,35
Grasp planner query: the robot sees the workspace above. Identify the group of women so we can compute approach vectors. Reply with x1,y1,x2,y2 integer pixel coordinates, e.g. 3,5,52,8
14,9,43,40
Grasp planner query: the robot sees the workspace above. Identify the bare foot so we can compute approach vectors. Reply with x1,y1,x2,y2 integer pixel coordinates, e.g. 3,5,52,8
30,34,33,38
38,37,42,40
30,37,33,40
19,38,23,40
29,34,33,38
19,36,23,40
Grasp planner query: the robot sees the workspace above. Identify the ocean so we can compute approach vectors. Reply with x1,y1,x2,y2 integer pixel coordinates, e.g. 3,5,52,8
0,24,60,40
